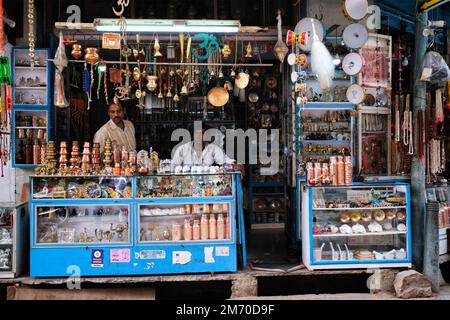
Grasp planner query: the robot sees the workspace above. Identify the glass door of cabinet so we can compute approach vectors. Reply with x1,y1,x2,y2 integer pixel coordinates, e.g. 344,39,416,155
0,207,14,272
34,205,131,246
310,185,409,264
32,176,133,200
136,174,234,198
358,108,391,176
137,202,232,243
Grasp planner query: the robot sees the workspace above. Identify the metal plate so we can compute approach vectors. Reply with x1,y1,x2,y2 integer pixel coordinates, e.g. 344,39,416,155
342,0,369,20
342,52,364,76
294,18,324,52
343,23,369,49
346,84,365,104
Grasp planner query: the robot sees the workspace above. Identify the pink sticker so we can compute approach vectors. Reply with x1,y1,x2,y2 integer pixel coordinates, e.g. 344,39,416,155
110,249,131,263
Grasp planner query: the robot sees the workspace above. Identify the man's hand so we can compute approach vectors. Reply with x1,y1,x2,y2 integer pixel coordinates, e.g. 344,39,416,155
232,164,245,177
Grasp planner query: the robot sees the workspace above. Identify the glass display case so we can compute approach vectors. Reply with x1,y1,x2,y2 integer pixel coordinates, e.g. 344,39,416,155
0,202,28,278
32,176,133,200
13,48,49,107
135,174,233,198
296,103,355,179
301,184,411,270
35,205,130,245
357,107,391,176
12,48,51,168
30,173,245,277
12,108,49,168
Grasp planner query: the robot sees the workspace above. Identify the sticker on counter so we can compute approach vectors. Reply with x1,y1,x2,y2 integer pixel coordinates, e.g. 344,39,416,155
204,247,215,263
110,249,131,263
91,249,104,267
136,250,166,260
215,246,230,257
173,251,192,265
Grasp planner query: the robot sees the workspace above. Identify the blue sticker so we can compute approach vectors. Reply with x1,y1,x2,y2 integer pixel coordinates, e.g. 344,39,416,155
91,249,104,267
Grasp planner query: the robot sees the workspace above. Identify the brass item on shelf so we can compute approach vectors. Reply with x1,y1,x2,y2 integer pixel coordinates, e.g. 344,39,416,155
350,212,361,222
340,212,350,223
163,226,171,240
361,211,372,222
374,210,385,222
386,210,396,220
397,211,406,221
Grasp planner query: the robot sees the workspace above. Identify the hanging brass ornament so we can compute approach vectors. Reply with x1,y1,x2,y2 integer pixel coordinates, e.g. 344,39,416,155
274,11,288,63
245,42,253,58
153,38,162,57
222,44,231,58
84,48,100,65
71,44,82,59
146,75,158,92
132,67,141,81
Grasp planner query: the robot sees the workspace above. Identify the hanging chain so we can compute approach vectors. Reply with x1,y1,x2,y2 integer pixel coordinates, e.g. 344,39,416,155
28,0,35,68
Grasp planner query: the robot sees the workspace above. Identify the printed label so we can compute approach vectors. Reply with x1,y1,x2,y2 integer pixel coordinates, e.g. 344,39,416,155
215,246,230,257
173,251,192,264
204,247,215,263
110,249,131,263
91,249,104,267
137,250,166,260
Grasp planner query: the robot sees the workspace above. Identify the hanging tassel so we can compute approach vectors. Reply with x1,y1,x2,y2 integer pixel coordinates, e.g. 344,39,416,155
310,19,334,90
83,63,91,109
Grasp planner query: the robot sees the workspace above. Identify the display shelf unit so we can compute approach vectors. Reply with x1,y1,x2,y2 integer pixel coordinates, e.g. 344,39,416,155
12,48,51,168
301,183,412,270
0,202,28,279
29,173,246,277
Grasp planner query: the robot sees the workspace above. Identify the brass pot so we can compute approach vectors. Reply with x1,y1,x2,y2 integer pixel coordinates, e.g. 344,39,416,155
207,87,229,107
235,72,249,89
71,44,82,59
85,47,99,65
146,75,158,92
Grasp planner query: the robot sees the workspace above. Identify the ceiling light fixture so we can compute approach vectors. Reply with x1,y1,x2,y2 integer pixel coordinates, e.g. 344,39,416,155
94,19,241,34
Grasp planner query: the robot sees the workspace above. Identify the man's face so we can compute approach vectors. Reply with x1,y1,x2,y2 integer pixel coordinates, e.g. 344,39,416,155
108,104,124,125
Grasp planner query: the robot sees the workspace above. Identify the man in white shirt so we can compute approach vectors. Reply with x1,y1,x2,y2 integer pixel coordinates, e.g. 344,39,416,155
93,103,136,152
171,124,244,174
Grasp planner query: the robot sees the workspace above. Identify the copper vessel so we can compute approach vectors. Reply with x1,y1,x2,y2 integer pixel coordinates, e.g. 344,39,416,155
84,48,100,65
71,44,82,59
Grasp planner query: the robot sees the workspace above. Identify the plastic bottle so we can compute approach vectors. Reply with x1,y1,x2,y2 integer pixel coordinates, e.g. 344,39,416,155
33,140,41,165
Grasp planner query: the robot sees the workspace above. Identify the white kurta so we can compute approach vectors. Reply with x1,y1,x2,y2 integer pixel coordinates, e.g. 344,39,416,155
171,142,235,166
93,119,136,152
